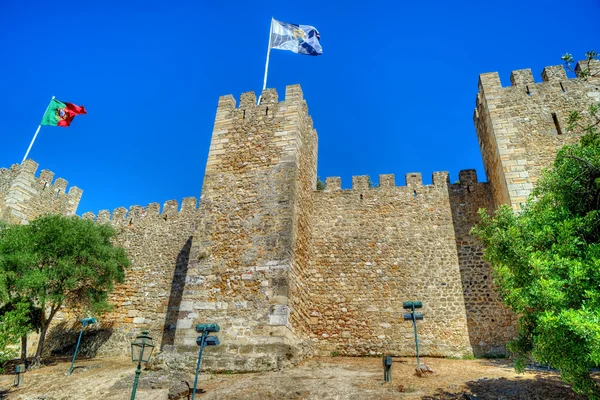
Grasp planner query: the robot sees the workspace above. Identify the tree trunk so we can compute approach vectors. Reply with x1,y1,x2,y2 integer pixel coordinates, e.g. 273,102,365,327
33,306,58,367
32,325,48,368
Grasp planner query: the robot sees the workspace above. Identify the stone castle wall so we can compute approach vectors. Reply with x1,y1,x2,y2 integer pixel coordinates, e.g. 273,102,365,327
1,60,595,370
26,198,202,359
448,170,517,355
475,60,600,209
306,171,514,358
308,172,472,358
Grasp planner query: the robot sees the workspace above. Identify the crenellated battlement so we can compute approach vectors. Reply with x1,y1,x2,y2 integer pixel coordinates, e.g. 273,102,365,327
82,196,199,225
320,170,483,193
476,59,599,95
215,85,306,112
0,159,82,224
206,84,315,175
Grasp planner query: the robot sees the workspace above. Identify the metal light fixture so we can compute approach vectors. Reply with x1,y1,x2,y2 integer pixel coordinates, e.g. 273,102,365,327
130,330,155,400
68,317,97,376
192,323,220,400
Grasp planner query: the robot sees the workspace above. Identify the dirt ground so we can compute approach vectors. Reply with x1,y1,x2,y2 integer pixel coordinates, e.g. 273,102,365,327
0,356,592,400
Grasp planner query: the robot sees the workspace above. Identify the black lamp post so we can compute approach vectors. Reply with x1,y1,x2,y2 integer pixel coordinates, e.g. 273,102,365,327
130,330,155,400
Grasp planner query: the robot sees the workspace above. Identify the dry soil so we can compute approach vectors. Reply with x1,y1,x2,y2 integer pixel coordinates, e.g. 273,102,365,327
0,356,592,400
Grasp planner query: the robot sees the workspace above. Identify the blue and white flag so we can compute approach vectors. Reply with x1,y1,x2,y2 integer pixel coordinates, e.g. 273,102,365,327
270,19,323,56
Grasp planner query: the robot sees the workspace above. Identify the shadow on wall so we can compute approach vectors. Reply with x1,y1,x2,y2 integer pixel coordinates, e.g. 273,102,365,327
44,321,115,358
448,180,511,358
160,236,192,350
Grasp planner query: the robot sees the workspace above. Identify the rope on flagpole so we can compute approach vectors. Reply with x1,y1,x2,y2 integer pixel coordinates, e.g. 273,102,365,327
258,18,274,105
22,96,55,163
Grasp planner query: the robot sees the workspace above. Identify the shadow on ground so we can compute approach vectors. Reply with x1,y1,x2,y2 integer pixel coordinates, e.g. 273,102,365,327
422,373,587,400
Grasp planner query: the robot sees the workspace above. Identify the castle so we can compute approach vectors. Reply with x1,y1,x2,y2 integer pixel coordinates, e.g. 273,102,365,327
1,60,598,371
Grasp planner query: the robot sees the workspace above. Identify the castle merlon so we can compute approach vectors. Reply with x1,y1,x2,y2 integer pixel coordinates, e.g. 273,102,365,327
458,169,478,185
85,197,199,224
21,159,38,174
406,173,422,187
322,171,467,192
575,59,600,82
260,88,279,104
510,69,535,87
542,65,568,82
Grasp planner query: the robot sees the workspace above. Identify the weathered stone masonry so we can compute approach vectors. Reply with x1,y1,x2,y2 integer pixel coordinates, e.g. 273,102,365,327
0,160,81,224
1,61,596,370
475,60,600,209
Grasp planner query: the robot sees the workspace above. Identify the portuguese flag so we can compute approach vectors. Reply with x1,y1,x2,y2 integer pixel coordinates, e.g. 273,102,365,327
40,99,86,127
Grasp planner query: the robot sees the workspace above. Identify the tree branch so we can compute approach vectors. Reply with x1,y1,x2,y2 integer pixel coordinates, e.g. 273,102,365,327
563,154,600,173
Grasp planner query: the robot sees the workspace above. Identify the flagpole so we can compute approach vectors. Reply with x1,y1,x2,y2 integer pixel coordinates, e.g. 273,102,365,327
258,17,274,104
22,96,55,163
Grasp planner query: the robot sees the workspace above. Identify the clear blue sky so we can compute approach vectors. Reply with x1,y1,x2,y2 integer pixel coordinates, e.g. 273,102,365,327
1,0,598,215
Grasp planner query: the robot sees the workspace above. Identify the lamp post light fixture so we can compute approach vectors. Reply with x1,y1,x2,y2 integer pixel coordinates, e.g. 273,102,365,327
130,330,155,400
192,323,220,400
68,317,97,376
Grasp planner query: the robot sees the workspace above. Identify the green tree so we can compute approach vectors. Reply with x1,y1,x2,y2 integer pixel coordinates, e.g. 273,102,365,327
0,300,33,370
472,135,600,398
0,215,130,366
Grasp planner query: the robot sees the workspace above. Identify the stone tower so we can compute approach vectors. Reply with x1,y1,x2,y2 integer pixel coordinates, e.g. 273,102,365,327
0,159,82,224
170,86,318,370
474,59,600,210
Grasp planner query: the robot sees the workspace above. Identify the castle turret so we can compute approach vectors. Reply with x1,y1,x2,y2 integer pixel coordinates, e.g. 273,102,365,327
474,60,600,209
171,85,318,370
0,159,82,224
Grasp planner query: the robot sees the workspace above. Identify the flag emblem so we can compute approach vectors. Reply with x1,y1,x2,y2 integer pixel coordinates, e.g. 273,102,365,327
293,28,305,40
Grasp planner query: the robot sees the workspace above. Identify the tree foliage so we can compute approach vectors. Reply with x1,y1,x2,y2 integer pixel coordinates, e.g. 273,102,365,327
0,215,129,365
473,50,600,398
472,134,600,398
0,300,32,369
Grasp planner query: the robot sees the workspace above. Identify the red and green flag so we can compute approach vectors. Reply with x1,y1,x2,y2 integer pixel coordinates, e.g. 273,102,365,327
40,99,86,127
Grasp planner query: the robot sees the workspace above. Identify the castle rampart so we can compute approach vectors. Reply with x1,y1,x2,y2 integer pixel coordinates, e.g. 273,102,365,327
307,170,513,357
2,59,596,370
